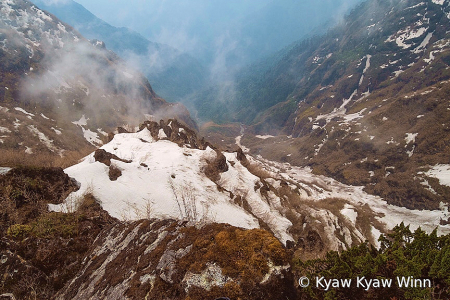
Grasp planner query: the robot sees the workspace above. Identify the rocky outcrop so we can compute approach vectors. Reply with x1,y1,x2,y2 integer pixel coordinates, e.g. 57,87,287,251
204,150,229,182
55,220,298,300
138,119,212,150
0,167,117,300
94,149,132,166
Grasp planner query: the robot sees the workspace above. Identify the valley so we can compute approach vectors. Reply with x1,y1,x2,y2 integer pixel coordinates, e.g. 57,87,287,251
1,0,450,299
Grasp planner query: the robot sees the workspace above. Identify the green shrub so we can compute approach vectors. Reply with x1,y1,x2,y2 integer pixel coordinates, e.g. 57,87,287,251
6,224,32,238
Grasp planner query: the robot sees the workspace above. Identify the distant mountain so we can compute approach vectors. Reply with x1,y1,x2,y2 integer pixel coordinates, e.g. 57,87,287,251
31,0,207,103
234,0,364,64
0,0,195,164
201,0,450,211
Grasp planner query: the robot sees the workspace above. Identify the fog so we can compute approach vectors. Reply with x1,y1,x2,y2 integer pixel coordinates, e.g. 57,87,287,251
21,41,150,125
74,0,364,80
31,0,367,123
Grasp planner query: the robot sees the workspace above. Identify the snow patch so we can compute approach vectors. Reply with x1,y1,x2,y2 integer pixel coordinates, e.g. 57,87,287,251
82,128,101,145
393,70,404,77
343,108,367,122
405,133,418,144
406,146,416,158
412,32,433,53
51,127,62,135
371,226,382,248
14,107,35,117
158,128,167,139
0,127,11,133
341,204,358,224
315,89,357,125
0,167,12,175
386,27,428,49
72,115,88,126
426,164,450,187
27,125,63,155
405,2,426,10
255,135,275,140
97,128,108,136
424,51,437,63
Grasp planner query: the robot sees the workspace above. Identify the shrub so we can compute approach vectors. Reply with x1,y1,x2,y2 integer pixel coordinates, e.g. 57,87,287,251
6,224,32,238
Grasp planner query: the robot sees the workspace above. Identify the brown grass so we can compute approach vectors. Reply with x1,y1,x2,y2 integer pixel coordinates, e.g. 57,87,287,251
0,147,93,169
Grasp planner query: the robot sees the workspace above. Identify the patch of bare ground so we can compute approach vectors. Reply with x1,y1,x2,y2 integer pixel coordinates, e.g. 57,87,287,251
108,165,122,181
0,147,93,169
199,122,242,151
244,161,272,179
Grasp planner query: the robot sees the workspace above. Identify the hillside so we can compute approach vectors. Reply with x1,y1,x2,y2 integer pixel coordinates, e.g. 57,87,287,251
0,0,195,166
48,119,450,254
2,119,450,299
30,0,207,103
201,0,450,211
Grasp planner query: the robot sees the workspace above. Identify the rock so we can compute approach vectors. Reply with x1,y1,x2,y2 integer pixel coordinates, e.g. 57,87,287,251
55,220,297,300
94,149,131,166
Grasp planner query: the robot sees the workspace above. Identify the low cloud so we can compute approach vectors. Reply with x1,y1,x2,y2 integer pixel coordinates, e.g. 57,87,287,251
21,40,159,128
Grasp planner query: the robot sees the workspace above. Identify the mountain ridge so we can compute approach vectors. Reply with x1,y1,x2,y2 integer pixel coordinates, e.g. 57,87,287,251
201,0,450,211
30,0,208,103
0,0,196,166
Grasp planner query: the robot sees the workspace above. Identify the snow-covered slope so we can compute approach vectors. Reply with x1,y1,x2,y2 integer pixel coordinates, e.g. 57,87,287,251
51,120,450,254
50,120,293,244
58,129,261,230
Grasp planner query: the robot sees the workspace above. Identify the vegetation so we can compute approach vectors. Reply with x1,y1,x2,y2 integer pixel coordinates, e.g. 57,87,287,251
0,148,93,169
294,223,450,300
2,166,450,300
0,166,116,300
175,225,294,300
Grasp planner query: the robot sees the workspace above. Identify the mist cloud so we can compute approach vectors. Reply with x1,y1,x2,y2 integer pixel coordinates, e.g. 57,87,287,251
21,40,160,128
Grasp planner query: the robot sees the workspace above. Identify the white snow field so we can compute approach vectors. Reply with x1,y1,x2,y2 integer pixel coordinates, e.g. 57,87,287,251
50,127,450,249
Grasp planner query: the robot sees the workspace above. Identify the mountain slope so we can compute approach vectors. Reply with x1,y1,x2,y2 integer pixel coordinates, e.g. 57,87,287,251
206,0,450,211
233,0,364,68
50,119,450,259
30,0,207,103
0,0,195,165
54,219,295,300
